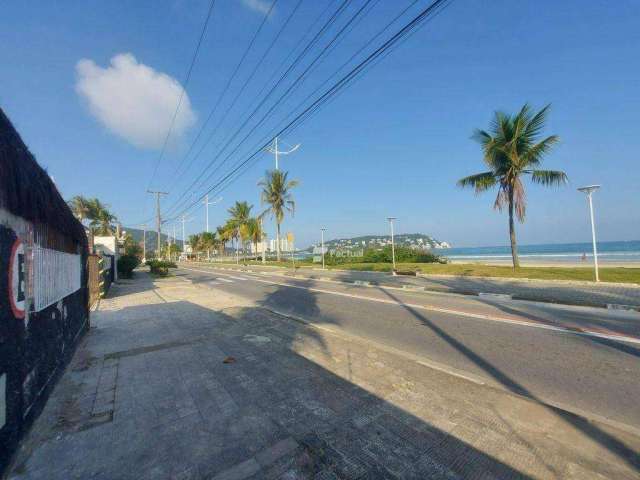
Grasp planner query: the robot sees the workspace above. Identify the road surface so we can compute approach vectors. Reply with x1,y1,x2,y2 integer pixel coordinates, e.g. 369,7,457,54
176,264,640,432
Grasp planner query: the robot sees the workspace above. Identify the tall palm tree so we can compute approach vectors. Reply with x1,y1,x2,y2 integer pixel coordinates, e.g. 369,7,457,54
458,104,567,268
188,234,201,254
200,231,216,259
67,195,92,224
227,201,253,261
89,199,117,236
244,217,264,260
216,225,229,256
258,170,298,261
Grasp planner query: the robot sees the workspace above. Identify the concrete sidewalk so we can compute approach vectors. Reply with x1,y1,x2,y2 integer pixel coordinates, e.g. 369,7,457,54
7,272,640,479
193,262,640,308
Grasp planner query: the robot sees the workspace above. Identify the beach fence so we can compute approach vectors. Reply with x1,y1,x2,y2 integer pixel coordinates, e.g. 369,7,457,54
0,108,90,474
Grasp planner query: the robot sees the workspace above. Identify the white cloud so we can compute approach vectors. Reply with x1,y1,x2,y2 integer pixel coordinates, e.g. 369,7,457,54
75,53,196,150
240,0,272,15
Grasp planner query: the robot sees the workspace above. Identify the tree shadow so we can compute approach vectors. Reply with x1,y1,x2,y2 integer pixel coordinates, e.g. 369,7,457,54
377,287,640,472
479,299,640,359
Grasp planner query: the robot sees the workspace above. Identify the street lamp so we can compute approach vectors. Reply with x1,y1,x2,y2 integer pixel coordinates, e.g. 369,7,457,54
387,217,397,274
577,185,601,282
320,228,326,270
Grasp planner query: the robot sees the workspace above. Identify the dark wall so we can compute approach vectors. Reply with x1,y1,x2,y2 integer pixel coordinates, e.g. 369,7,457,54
0,108,89,474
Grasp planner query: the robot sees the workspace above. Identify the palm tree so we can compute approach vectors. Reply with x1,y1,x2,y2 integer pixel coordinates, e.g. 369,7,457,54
258,170,298,261
216,225,229,256
67,195,92,224
457,104,567,268
188,234,201,255
89,199,117,235
223,218,239,263
244,217,264,260
200,231,216,259
227,201,253,261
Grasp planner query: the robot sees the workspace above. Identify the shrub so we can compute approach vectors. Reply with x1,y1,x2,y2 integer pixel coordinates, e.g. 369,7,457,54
117,254,140,279
363,246,447,264
146,260,167,276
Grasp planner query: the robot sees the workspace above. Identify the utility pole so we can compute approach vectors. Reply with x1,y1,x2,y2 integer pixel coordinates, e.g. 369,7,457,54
266,136,300,170
140,224,147,262
181,215,192,259
321,228,326,270
173,223,178,261
261,217,266,264
147,190,168,257
203,195,222,232
387,217,397,274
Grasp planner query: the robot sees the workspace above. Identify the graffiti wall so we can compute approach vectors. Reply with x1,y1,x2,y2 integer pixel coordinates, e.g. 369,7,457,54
0,108,89,473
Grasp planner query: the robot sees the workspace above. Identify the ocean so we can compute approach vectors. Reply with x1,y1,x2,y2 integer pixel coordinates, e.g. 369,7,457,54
441,240,640,264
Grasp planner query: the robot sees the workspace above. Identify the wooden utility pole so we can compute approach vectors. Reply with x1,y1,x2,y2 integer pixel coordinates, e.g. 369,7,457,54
147,190,168,257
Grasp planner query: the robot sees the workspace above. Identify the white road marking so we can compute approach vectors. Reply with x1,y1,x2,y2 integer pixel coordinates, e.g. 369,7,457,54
180,267,640,345
216,277,234,283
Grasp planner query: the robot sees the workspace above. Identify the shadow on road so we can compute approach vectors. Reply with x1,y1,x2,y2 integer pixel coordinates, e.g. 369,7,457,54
480,299,640,359
377,287,640,472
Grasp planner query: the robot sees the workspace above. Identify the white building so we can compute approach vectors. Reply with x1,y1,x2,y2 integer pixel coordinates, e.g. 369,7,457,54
269,238,292,253
250,241,269,255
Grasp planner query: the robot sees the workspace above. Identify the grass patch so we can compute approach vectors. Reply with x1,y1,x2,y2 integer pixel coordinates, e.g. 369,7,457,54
331,262,640,283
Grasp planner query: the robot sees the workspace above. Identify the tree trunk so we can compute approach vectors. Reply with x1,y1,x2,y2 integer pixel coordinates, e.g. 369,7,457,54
276,222,281,262
508,188,520,269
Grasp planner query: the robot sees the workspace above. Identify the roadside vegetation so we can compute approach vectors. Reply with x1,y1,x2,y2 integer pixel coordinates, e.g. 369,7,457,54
328,263,640,283
184,168,298,263
146,260,177,276
68,195,118,235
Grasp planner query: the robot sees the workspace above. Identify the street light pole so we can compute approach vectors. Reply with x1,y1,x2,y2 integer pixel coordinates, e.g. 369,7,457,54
203,195,222,233
181,215,192,261
387,217,397,273
266,136,300,170
321,228,326,270
578,185,601,282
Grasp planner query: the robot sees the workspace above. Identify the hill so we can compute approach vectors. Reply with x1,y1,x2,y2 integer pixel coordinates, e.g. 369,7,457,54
124,226,184,253
311,233,450,251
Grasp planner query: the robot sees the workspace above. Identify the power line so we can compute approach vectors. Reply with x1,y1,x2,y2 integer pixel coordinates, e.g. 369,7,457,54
167,0,303,193
162,0,354,218
161,0,278,192
146,0,217,190
165,0,374,218
168,0,453,221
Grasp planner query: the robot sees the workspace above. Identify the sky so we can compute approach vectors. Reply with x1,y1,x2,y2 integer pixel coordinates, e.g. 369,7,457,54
1,0,639,248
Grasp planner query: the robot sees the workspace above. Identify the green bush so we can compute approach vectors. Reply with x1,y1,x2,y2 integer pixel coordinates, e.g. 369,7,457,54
358,246,446,264
117,254,140,279
146,259,173,276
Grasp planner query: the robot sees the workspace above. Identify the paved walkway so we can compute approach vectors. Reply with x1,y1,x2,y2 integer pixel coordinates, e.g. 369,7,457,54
198,262,640,308
8,273,640,479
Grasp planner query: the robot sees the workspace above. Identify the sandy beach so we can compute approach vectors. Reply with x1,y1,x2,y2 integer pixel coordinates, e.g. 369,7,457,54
449,258,640,268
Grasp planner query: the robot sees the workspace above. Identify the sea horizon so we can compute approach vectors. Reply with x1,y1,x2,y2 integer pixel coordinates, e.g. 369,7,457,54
442,240,640,264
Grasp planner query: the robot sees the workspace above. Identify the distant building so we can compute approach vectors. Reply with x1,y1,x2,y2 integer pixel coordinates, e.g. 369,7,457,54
250,241,268,254
269,238,292,253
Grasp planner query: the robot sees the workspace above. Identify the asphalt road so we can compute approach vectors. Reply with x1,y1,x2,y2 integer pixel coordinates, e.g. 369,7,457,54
176,265,640,432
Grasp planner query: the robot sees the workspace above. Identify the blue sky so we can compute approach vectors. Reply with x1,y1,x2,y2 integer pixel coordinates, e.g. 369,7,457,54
1,0,639,248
